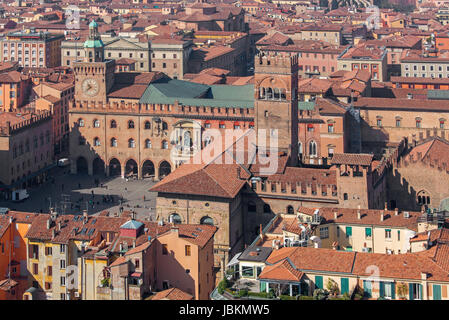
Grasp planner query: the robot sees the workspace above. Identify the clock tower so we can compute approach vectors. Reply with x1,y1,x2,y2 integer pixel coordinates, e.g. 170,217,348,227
74,20,115,104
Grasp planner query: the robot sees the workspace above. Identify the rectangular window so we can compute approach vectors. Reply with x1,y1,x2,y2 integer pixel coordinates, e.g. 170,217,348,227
398,230,401,241
320,227,329,239
33,263,38,275
185,245,191,256
135,259,140,269
385,229,392,239
241,265,254,277
365,228,372,238
60,244,65,253
346,226,352,237
60,276,66,286
47,266,52,276
162,244,168,255
396,119,401,127
60,260,66,269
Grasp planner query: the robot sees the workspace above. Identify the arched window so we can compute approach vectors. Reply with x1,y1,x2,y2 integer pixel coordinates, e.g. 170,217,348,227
280,88,286,100
309,141,317,157
145,139,152,148
169,213,182,224
162,140,168,149
287,205,294,214
200,216,214,226
266,87,273,99
259,87,266,99
128,120,135,129
128,138,135,148
417,190,431,205
144,121,151,129
274,88,280,100
162,121,168,131
93,137,100,146
111,138,117,147
78,118,84,127
93,119,100,128
110,120,117,128
263,204,271,213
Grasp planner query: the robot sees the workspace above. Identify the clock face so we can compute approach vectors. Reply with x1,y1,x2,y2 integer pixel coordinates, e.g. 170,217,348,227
82,78,99,97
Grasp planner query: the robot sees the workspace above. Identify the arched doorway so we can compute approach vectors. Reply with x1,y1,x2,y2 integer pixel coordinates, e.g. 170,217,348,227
200,216,214,226
159,161,171,180
92,158,105,175
142,160,155,178
76,157,88,174
169,213,182,224
109,158,121,176
125,159,138,177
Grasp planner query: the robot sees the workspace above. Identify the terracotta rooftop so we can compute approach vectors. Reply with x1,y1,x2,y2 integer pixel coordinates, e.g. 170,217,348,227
151,287,194,300
330,153,374,166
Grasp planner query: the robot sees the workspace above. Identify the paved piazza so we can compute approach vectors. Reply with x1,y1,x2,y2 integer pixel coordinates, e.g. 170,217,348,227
0,166,158,221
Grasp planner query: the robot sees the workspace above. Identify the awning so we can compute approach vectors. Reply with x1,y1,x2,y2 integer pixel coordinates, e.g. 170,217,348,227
307,124,314,128
226,252,242,268
130,272,142,278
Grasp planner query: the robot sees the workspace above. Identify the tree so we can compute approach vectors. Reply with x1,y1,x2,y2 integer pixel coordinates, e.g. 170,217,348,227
217,279,229,294
313,288,329,300
326,278,340,296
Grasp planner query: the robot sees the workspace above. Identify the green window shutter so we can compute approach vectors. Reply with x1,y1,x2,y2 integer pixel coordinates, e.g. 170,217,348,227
341,278,349,295
433,285,442,300
315,275,323,289
365,228,372,237
391,283,396,299
379,281,385,297
409,283,414,300
346,226,352,237
260,281,266,292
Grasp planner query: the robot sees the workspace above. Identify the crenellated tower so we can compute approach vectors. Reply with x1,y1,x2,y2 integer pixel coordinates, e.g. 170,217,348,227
254,52,299,166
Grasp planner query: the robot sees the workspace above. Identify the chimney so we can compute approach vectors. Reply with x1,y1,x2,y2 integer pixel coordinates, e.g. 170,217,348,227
46,218,51,229
119,243,123,252
132,240,136,248
395,208,399,216
357,209,361,220
58,221,62,231
384,202,388,211
380,212,384,221
334,211,337,220
52,228,56,239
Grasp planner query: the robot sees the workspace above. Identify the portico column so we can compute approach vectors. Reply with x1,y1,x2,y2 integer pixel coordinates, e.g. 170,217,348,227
290,284,293,296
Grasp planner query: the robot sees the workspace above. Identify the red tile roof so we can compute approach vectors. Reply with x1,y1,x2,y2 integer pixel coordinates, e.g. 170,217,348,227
330,153,374,166
151,287,194,300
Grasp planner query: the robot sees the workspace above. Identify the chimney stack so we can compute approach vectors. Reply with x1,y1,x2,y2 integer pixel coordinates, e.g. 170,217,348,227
380,212,384,221
46,218,51,229
119,243,123,251
58,221,62,231
133,240,136,248
395,208,399,216
357,209,361,220
52,229,56,239
384,202,388,211
334,211,337,220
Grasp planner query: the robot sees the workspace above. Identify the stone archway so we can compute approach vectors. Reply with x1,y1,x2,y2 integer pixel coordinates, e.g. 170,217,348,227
142,160,155,178
92,158,105,175
125,159,138,177
159,161,171,180
76,157,88,174
109,158,121,176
